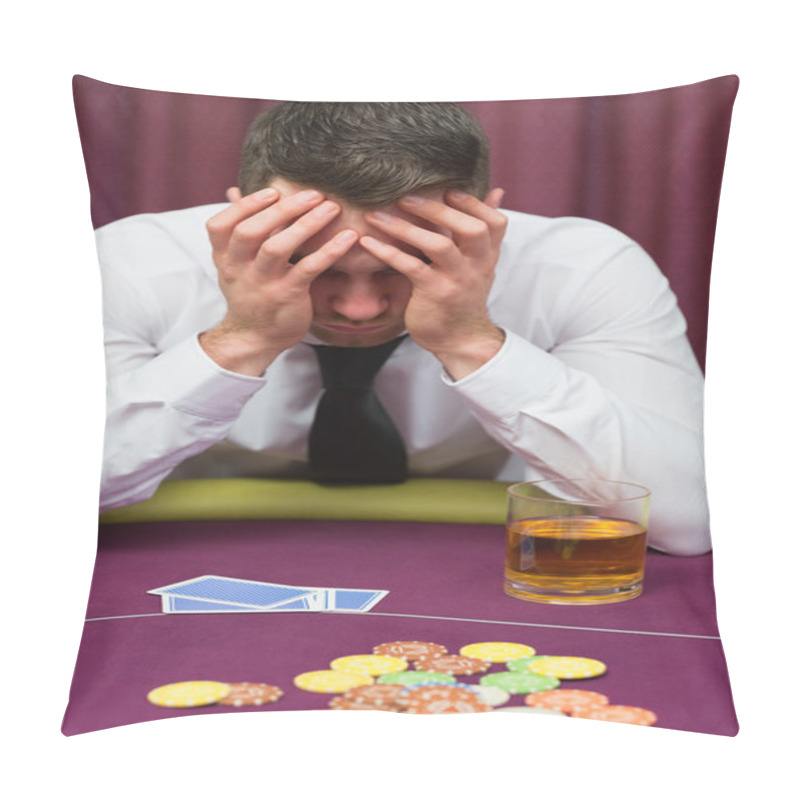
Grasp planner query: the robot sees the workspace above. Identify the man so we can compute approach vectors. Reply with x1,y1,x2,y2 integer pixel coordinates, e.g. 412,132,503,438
98,102,710,555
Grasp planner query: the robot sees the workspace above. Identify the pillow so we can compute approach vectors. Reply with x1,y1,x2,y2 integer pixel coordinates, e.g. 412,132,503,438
64,75,739,737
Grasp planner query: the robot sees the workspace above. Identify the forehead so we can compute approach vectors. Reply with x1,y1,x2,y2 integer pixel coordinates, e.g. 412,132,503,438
269,177,445,208
270,178,445,271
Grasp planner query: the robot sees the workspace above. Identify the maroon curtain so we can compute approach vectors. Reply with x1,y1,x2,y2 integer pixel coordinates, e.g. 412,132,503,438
73,75,738,370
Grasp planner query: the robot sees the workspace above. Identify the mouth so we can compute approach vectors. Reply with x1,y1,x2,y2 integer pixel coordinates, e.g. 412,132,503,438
317,322,392,334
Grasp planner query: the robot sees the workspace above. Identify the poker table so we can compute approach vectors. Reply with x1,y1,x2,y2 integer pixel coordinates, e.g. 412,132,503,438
63,478,738,735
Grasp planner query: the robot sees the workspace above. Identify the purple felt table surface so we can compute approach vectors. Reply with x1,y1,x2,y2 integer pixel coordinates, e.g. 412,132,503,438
63,520,737,736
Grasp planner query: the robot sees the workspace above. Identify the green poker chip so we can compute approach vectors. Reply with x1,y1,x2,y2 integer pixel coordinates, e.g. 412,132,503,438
376,670,457,686
479,671,560,694
506,656,549,673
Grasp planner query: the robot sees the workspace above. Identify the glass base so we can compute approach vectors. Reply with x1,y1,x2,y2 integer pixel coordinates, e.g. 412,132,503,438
504,577,643,605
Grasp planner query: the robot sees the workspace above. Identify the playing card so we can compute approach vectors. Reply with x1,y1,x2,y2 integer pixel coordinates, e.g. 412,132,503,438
161,595,273,613
149,575,388,614
148,575,320,608
323,589,389,611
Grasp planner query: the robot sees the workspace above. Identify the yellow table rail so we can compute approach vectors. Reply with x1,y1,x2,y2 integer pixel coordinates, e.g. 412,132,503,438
99,478,515,525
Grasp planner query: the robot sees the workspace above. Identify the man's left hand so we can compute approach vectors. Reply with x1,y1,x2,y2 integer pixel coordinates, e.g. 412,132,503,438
360,189,508,380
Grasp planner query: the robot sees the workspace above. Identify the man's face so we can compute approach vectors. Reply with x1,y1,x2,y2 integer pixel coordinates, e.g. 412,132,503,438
270,178,444,348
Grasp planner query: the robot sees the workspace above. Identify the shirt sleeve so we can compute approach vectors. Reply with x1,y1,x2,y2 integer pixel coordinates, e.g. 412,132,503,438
445,236,710,556
96,208,267,513
100,335,266,512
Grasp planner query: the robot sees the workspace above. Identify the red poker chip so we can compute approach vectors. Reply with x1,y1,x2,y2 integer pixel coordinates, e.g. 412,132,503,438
412,654,491,676
399,685,492,714
341,684,407,707
217,682,284,707
524,689,610,714
373,641,449,660
572,705,657,726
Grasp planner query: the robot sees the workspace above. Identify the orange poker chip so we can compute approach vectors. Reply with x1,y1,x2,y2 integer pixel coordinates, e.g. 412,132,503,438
399,685,492,714
412,654,492,676
524,689,610,714
373,641,448,660
572,704,657,726
218,682,284,707
341,683,407,707
329,696,402,712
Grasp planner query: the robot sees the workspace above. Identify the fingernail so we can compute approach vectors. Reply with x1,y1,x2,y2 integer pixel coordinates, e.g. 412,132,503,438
254,188,277,201
335,230,357,244
298,189,322,202
399,195,424,205
311,201,338,216
370,210,396,222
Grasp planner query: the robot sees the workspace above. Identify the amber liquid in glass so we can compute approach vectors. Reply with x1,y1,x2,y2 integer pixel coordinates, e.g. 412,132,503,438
504,516,647,604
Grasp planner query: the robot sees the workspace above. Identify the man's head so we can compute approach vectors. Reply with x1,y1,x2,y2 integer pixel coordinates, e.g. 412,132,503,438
234,103,498,348
238,102,490,207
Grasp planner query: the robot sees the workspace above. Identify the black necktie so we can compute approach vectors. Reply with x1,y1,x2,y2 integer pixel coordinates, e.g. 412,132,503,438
308,336,408,485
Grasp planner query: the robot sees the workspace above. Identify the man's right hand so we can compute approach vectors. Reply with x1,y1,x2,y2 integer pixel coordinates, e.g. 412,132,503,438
199,187,357,376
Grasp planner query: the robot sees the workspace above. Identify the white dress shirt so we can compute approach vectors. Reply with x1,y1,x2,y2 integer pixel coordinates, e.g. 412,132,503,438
97,204,710,555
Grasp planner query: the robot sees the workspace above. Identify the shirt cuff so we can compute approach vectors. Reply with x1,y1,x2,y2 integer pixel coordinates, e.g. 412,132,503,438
442,329,566,423
132,335,267,421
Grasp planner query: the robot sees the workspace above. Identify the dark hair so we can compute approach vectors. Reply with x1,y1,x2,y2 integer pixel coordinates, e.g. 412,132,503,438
238,102,490,207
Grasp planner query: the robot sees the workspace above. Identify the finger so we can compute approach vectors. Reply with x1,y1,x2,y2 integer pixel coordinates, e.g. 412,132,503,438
444,190,508,248
484,187,505,209
365,208,470,269
359,235,434,285
226,186,243,203
253,200,343,274
289,229,359,286
443,189,508,228
226,189,327,262
206,187,280,250
394,194,503,257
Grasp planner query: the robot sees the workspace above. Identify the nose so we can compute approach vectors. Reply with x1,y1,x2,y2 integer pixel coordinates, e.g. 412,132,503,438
330,276,389,322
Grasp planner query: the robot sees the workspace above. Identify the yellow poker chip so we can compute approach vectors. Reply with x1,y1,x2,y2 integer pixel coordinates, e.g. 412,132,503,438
459,642,537,663
330,655,408,676
294,670,374,693
525,656,607,679
147,681,231,708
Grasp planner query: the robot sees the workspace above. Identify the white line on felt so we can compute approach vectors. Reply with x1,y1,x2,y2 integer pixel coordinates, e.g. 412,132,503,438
348,611,721,640
85,613,165,622
84,609,720,640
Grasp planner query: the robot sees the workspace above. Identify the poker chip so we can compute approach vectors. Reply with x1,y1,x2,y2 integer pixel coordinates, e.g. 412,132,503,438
330,654,408,676
373,641,448,660
377,670,457,686
329,696,401,712
526,656,607,680
217,682,284,707
293,670,374,693
479,672,560,694
459,642,536,663
466,684,511,707
412,654,492,676
572,705,657,726
399,685,493,714
506,656,549,672
147,681,231,708
340,684,407,707
524,689,610,714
